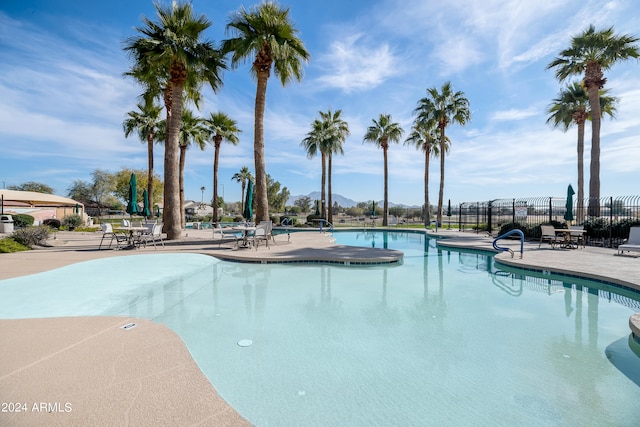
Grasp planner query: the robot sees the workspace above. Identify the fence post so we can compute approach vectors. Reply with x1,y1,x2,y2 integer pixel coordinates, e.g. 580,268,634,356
609,196,613,248
487,201,492,234
458,203,462,231
512,198,516,226
476,202,480,234
548,197,552,223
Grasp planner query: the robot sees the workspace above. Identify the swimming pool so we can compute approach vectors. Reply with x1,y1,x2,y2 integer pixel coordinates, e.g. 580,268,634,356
0,231,639,425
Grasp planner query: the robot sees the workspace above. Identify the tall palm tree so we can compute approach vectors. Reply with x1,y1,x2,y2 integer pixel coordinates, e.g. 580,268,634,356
415,81,470,226
320,109,349,224
301,118,328,218
222,1,310,222
177,109,207,228
547,25,638,216
123,100,163,218
232,166,253,213
405,119,445,227
546,82,617,222
124,2,225,239
203,112,241,223
363,114,404,226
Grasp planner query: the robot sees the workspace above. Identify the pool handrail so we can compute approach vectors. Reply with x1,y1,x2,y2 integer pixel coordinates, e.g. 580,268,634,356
493,229,524,259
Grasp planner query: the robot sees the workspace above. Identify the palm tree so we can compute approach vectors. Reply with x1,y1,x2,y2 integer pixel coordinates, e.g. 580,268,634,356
203,112,241,223
124,2,225,239
320,109,349,224
222,1,310,222
546,81,617,222
177,109,207,228
301,118,328,218
405,119,445,227
363,114,404,226
123,100,163,219
547,25,638,216
232,166,253,213
415,81,470,226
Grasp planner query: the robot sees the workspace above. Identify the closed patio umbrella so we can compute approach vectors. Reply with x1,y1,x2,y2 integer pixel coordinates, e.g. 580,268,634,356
125,173,139,216
564,184,575,223
141,189,151,218
243,180,253,221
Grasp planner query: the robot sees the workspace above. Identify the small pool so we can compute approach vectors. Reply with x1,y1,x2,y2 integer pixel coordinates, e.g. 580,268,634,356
1,231,639,425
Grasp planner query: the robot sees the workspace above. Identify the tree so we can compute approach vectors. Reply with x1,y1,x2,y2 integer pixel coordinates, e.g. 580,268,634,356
363,114,404,226
266,174,290,213
176,109,207,228
546,81,617,222
294,195,312,212
320,109,349,224
123,100,163,219
415,81,470,225
232,166,253,213
222,2,310,222
8,182,55,194
301,118,328,218
547,25,639,216
124,2,225,239
405,119,445,226
203,112,241,223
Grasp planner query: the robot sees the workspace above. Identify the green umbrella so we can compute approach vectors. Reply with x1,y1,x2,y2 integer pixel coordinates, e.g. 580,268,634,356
446,199,452,217
243,179,253,221
125,173,139,216
75,203,79,214
372,201,376,217
141,189,151,218
564,184,575,222
314,200,320,216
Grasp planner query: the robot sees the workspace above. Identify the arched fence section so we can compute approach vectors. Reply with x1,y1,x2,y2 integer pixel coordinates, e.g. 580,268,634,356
456,195,640,248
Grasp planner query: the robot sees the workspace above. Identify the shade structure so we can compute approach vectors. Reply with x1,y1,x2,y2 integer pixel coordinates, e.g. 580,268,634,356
141,189,151,218
243,180,253,221
125,173,139,216
564,184,575,222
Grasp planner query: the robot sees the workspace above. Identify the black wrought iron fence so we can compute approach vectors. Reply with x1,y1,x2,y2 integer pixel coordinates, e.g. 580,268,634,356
456,195,640,248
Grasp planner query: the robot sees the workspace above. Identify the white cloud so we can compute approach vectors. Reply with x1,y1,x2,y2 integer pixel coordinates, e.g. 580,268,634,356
315,34,402,93
491,108,539,122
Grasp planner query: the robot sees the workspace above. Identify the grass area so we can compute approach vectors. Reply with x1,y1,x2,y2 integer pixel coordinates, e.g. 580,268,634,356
0,237,31,253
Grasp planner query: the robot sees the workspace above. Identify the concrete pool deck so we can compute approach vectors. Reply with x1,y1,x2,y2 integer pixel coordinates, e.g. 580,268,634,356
1,227,639,425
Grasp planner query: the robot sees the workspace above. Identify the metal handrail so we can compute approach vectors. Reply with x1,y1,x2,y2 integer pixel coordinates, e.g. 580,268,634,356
493,229,524,258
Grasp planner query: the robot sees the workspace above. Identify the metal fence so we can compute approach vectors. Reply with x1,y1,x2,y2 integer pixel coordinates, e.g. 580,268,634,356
456,195,640,248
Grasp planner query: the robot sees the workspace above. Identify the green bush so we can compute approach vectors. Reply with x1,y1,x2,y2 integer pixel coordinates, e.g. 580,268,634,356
12,214,35,228
11,225,51,248
0,237,31,253
63,214,83,229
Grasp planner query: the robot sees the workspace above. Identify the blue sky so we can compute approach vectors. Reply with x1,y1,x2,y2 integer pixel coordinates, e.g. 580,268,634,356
1,0,639,206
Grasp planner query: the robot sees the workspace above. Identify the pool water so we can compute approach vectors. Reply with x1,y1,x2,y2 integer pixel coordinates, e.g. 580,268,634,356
1,231,639,426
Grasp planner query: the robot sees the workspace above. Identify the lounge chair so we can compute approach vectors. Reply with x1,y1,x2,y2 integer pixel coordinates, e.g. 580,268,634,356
569,225,585,249
98,223,128,250
618,227,640,255
251,222,272,250
539,225,561,249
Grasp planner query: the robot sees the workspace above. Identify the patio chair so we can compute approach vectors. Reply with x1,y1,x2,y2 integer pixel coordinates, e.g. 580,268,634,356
98,223,128,250
618,227,640,255
143,223,165,249
251,222,271,250
569,225,585,249
539,225,561,249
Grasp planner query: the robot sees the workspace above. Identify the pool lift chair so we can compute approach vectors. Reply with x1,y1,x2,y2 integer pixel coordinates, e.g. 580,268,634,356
98,223,129,250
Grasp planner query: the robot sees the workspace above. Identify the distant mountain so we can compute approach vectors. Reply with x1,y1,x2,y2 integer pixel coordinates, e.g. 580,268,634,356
287,192,419,209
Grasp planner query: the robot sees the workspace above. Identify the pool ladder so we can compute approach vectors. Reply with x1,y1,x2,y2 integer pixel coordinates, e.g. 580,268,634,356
493,229,524,259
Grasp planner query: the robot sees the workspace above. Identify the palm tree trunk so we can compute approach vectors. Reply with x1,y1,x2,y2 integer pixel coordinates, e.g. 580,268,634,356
576,121,585,222
213,140,221,223
383,143,388,227
327,153,333,224
321,152,326,219
179,144,186,229
147,133,154,220
424,148,430,227
164,81,183,240
437,131,446,226
586,83,601,217
254,71,269,222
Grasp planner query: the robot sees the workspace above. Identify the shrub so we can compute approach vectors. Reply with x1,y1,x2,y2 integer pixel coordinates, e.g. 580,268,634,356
11,225,51,248
62,214,83,229
43,218,61,229
12,214,34,228
0,237,31,253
